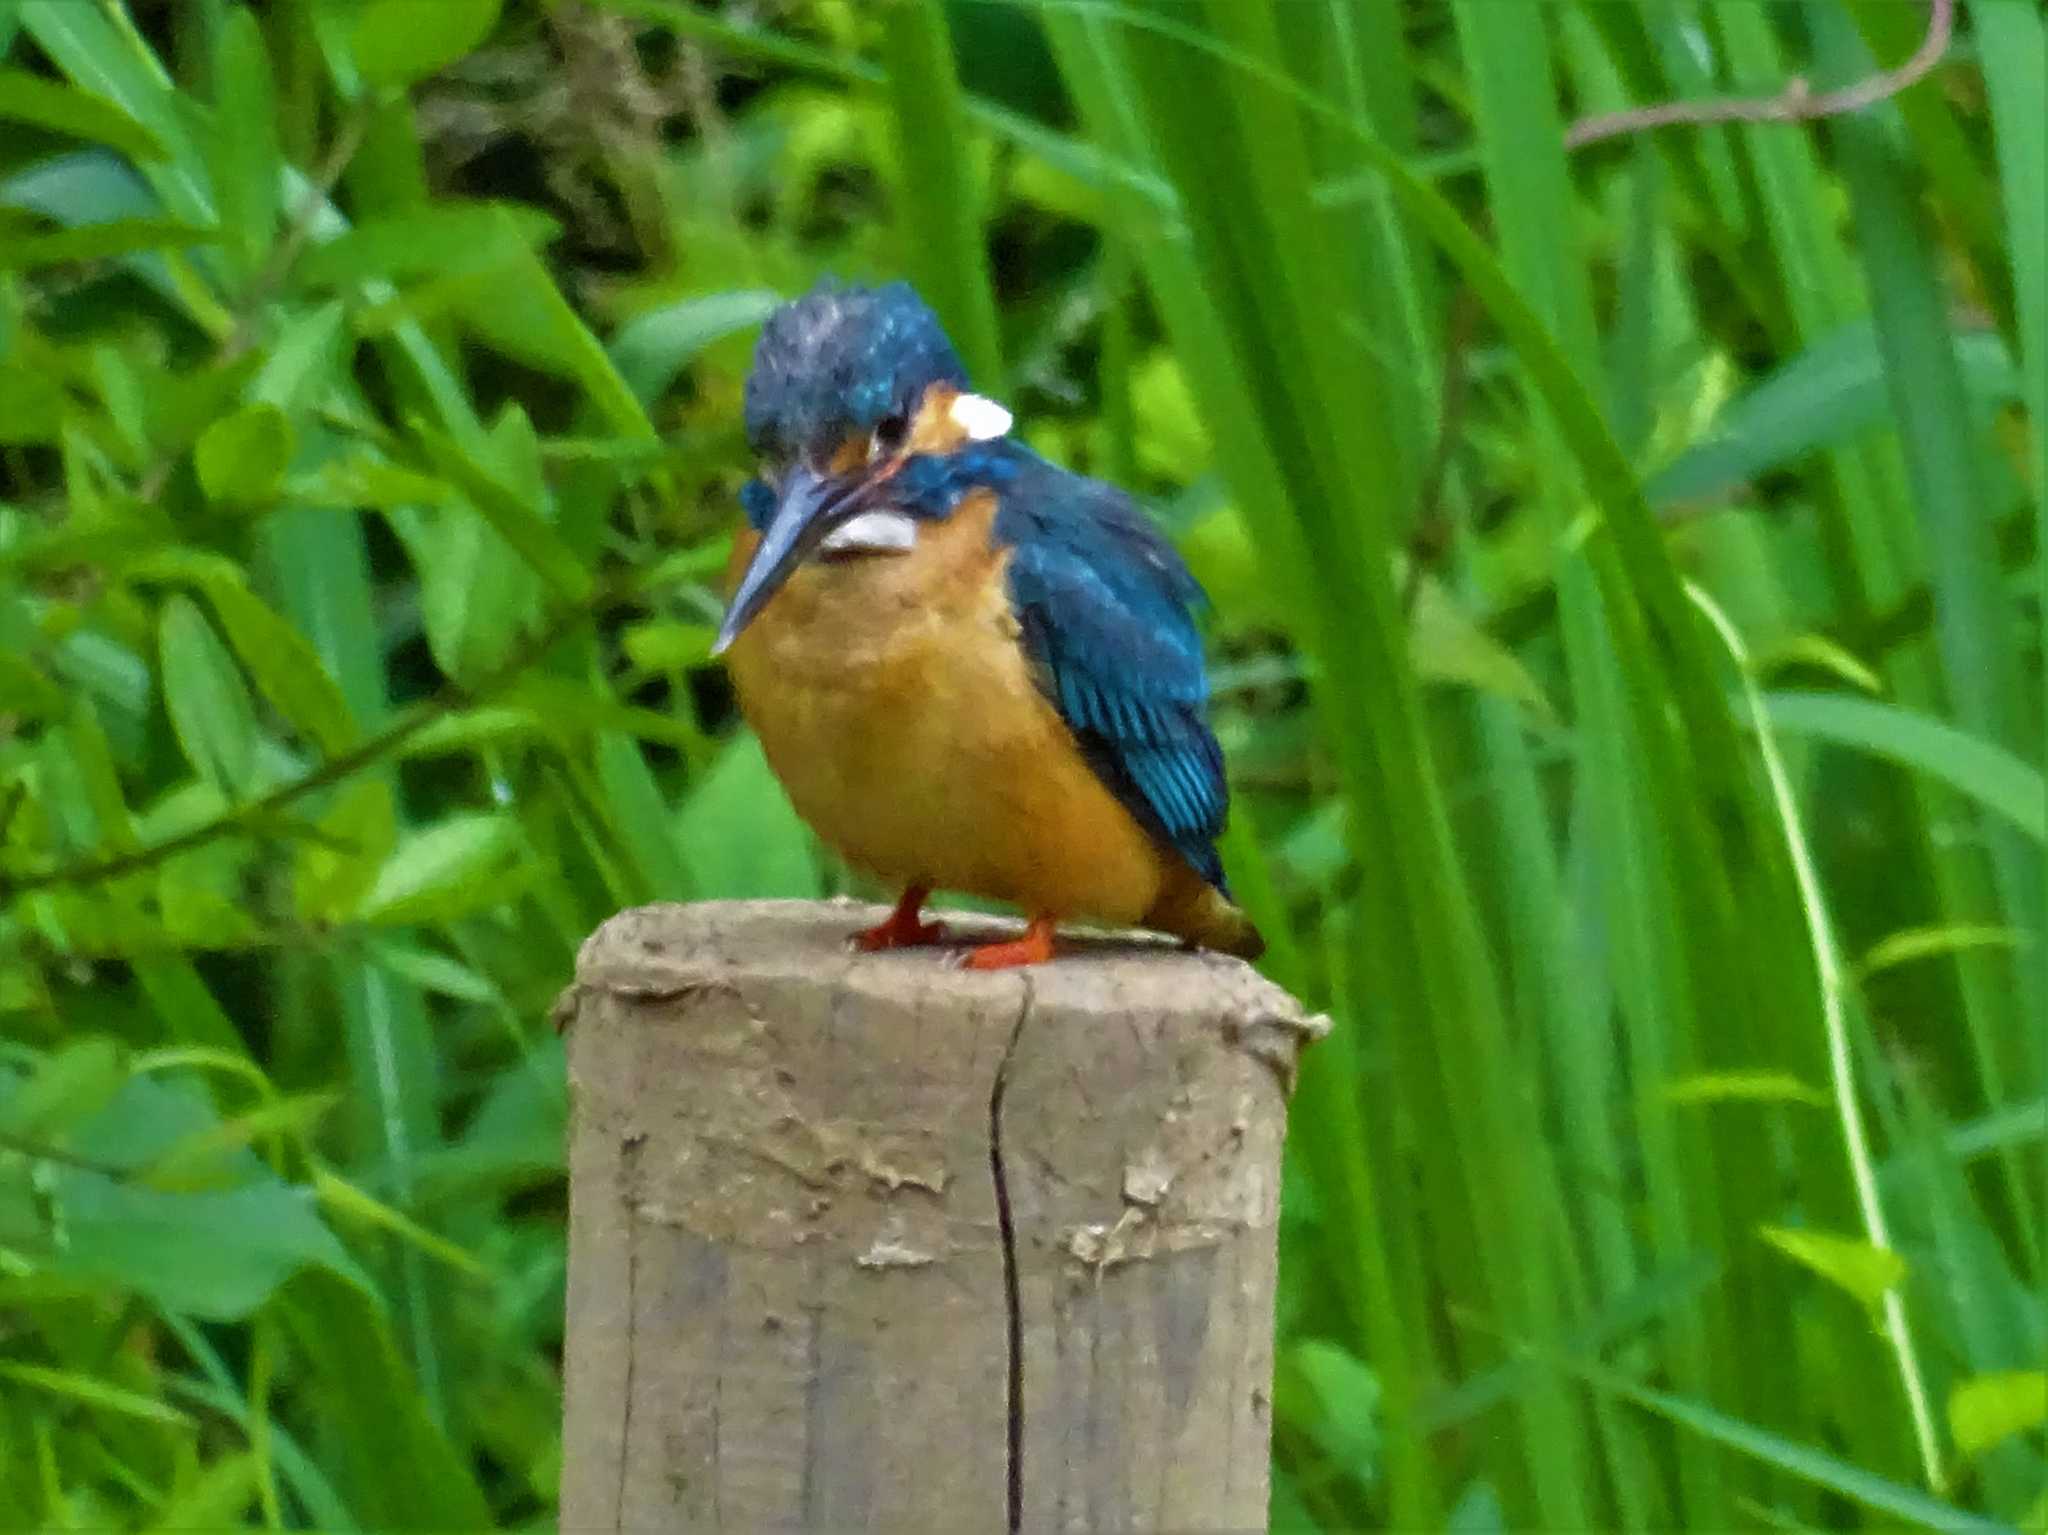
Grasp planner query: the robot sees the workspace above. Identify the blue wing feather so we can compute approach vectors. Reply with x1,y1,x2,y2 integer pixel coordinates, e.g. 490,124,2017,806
978,447,1232,892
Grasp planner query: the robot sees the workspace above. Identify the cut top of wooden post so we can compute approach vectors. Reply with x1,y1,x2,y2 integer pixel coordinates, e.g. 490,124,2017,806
559,899,1326,1533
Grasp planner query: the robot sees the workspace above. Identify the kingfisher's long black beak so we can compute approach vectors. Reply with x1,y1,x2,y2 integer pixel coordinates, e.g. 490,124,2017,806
712,463,876,655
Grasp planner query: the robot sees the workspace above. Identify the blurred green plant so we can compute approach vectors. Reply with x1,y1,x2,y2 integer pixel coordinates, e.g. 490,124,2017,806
0,0,2040,1530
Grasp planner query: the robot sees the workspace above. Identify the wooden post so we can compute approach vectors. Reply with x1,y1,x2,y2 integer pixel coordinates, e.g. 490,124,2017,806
557,900,1324,1532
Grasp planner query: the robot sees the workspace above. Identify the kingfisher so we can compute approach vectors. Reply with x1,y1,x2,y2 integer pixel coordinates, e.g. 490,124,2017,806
713,279,1263,970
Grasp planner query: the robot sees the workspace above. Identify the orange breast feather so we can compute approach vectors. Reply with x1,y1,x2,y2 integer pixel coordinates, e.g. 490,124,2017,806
722,492,1176,925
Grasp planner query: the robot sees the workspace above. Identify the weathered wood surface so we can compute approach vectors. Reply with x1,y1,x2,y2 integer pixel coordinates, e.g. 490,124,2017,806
558,899,1324,1532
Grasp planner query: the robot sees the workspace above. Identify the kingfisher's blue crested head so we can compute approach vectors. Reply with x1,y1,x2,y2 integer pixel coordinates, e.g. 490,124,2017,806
744,279,967,466
716,279,1015,654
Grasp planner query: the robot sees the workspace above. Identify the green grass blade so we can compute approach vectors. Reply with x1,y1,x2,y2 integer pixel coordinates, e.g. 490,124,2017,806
1596,1372,2006,1534
1969,0,2048,1173
1763,692,2046,844
1817,6,2042,970
877,0,1005,391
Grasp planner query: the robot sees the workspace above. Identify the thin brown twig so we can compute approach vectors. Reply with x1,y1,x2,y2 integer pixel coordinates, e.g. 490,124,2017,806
1566,0,1953,149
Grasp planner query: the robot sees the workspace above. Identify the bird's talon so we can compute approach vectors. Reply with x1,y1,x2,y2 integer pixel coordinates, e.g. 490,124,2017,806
851,886,943,952
963,915,1059,970
853,918,945,952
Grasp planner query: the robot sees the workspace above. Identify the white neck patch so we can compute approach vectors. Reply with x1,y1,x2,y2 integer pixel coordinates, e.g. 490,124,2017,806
948,392,1013,441
821,508,919,555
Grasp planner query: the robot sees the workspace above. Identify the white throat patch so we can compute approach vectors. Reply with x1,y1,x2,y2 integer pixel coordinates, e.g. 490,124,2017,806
948,392,1013,441
820,508,919,555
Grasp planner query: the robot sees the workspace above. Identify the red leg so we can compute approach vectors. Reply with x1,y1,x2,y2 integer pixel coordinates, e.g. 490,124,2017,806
855,885,944,951
964,914,1059,970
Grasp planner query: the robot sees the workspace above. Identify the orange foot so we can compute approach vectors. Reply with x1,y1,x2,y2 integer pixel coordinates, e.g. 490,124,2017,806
855,885,945,951
965,914,1059,970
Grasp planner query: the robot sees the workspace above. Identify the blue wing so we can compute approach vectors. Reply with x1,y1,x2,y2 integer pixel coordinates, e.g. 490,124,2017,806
987,450,1231,891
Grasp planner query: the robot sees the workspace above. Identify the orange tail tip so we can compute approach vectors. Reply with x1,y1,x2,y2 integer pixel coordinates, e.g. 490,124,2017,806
1147,867,1265,960
1201,900,1266,961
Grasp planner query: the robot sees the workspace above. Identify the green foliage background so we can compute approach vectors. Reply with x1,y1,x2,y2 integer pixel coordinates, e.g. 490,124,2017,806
0,0,2042,1529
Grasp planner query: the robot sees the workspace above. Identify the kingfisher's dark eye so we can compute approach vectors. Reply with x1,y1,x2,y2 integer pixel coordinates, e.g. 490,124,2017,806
869,413,909,460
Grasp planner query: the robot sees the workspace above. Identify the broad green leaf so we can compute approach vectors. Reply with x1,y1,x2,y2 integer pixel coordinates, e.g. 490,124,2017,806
1948,1372,2047,1460
391,705,544,759
142,1091,339,1190
294,777,395,924
675,733,821,900
593,731,694,899
293,201,559,290
1758,1225,1905,1322
157,861,265,949
207,6,278,283
0,67,165,161
1270,1466,1319,1535
49,1167,369,1321
365,940,502,1005
158,595,261,794
0,1361,193,1428
1274,1340,1381,1475
1665,1072,1828,1110
437,401,550,677
505,676,698,750
72,1060,235,1172
356,813,523,926
407,421,593,603
621,620,715,674
0,359,63,441
351,0,502,89
250,300,348,412
194,402,294,504
1131,351,1212,481
446,245,652,439
0,1037,124,1140
199,577,355,755
12,3,211,225
609,289,782,406
414,1038,565,1202
1410,575,1554,719
148,1452,258,1531
0,215,217,270
297,451,452,512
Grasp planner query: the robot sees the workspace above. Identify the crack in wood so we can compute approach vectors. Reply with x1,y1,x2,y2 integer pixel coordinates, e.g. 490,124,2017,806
988,975,1033,1535
616,1215,638,1528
